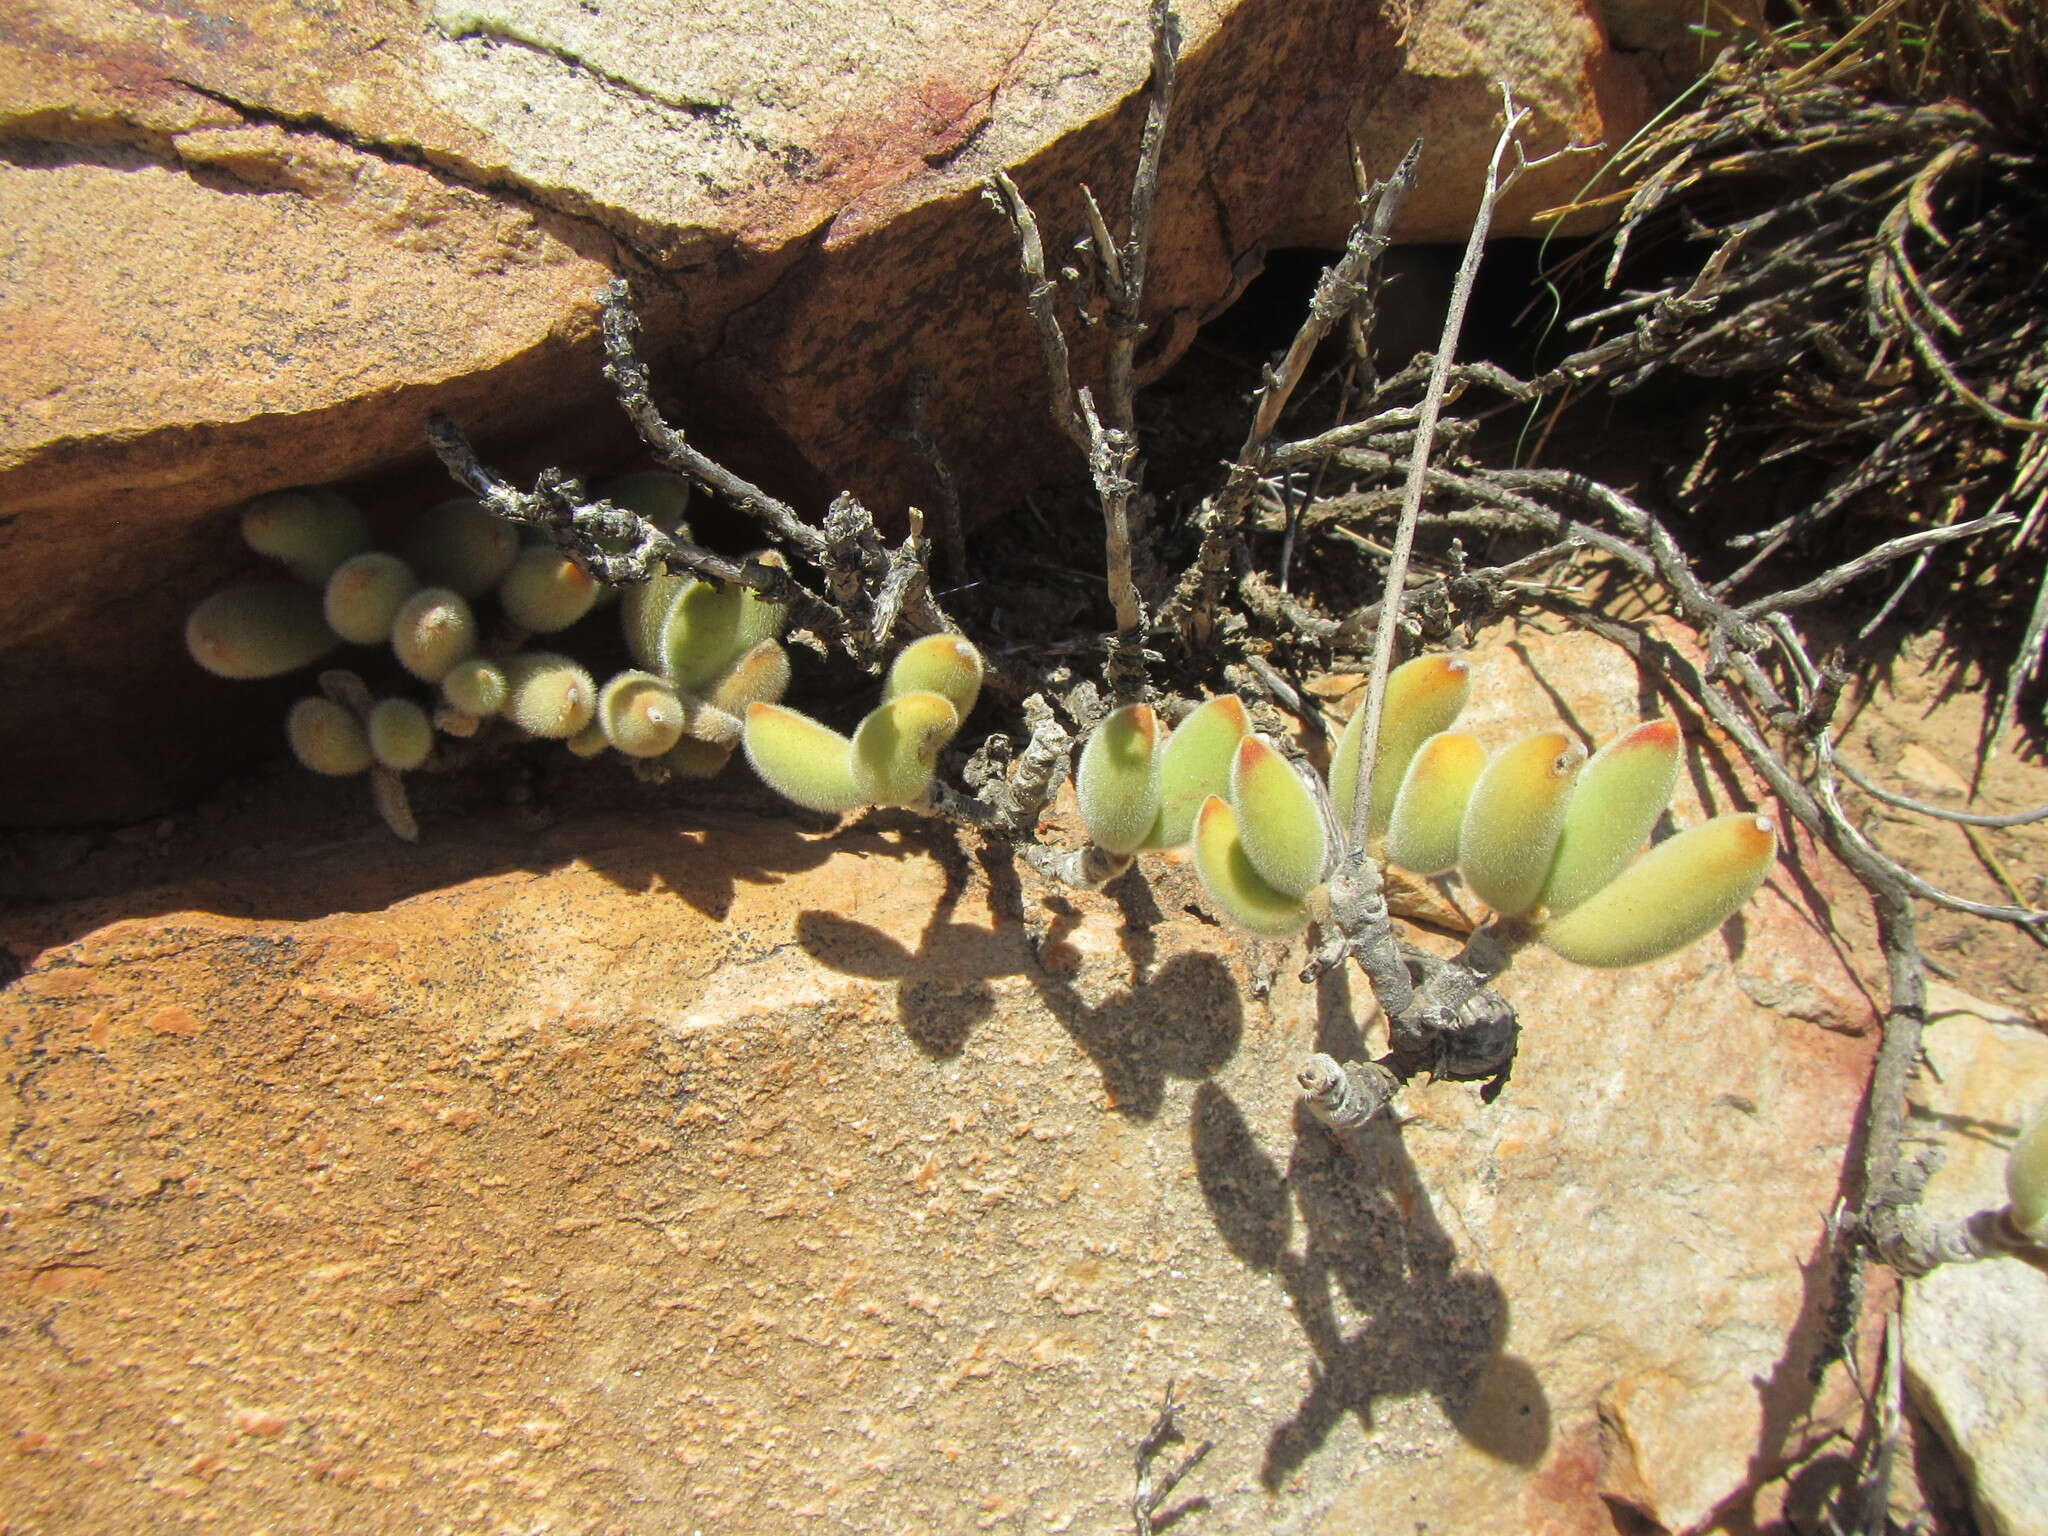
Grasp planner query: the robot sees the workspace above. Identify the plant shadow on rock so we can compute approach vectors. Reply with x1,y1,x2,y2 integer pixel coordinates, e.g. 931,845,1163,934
1191,986,1552,1485
793,827,1242,1121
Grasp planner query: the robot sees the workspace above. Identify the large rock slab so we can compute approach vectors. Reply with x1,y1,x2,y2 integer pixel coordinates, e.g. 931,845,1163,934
0,623,1879,1532
1902,987,2048,1536
0,0,1701,824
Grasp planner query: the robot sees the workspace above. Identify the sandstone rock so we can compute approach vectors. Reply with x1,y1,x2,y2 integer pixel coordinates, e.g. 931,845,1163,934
1902,986,2048,1536
0,0,1710,825
0,621,1879,1532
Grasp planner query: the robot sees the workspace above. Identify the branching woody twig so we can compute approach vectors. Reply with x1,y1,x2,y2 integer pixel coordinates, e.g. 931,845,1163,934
1131,1379,1210,1536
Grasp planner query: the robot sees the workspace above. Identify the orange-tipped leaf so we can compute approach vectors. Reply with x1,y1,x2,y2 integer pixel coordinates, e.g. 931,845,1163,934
1539,813,1777,968
1458,731,1585,917
1077,704,1161,856
1329,653,1472,838
1144,695,1251,849
1192,795,1311,938
1230,735,1327,899
1385,731,1487,876
1539,720,1684,916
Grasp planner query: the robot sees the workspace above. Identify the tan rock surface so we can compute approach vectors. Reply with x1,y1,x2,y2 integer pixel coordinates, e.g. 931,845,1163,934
1902,987,2048,1536
0,622,1878,1532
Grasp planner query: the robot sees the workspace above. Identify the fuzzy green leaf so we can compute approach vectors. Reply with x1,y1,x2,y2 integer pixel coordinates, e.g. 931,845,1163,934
1077,704,1161,856
501,652,597,739
324,553,419,646
2006,1101,2048,1241
390,588,480,683
1230,735,1327,899
286,697,371,777
1539,720,1684,916
1144,695,1251,850
599,670,687,758
1539,812,1777,969
498,548,601,633
186,583,340,680
850,691,959,807
659,580,744,693
621,572,688,671
1328,654,1472,839
709,639,793,714
1458,731,1585,917
1385,731,1486,877
395,498,520,599
884,635,984,725
441,657,507,717
241,488,370,585
367,698,434,772
743,704,862,813
1192,795,1311,938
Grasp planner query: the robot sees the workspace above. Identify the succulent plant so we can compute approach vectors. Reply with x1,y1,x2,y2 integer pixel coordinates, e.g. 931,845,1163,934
1329,653,1472,839
1458,731,1586,918
441,656,508,717
395,498,520,599
241,488,370,585
599,670,687,758
743,703,865,813
502,652,598,739
390,587,480,683
1230,735,1328,900
324,552,420,646
709,639,793,715
1537,720,1683,916
368,697,435,771
1192,794,1311,938
883,635,984,723
1539,813,1778,968
1147,694,1251,850
498,548,601,633
186,582,341,679
2008,1102,2048,1242
1076,703,1162,856
286,696,373,777
1385,731,1486,877
850,691,960,807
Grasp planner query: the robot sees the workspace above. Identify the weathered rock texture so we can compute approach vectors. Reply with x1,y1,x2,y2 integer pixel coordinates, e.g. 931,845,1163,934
2,0,1703,824
1903,987,2048,1536
0,623,1880,1532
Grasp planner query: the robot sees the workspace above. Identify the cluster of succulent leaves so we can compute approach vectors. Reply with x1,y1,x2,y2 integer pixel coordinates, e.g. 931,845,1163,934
183,473,794,836
741,636,985,815
1078,654,1781,970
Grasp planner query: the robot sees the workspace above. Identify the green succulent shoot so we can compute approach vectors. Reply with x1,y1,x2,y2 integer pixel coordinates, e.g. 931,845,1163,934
1458,731,1586,918
1145,694,1251,850
1537,720,1683,917
390,587,480,683
622,572,687,671
368,697,434,772
1328,653,1473,841
286,696,372,777
2007,1101,2048,1242
730,552,792,656
324,553,420,646
709,639,793,715
850,691,960,807
241,488,370,586
498,548,601,634
1229,735,1327,900
441,656,508,717
1076,703,1162,856
884,635,984,724
598,670,687,758
662,737,738,780
1539,812,1778,969
501,652,598,739
742,704,864,814
1385,731,1487,877
1192,794,1311,938
566,720,612,758
186,582,341,679
396,498,521,599
659,580,745,693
